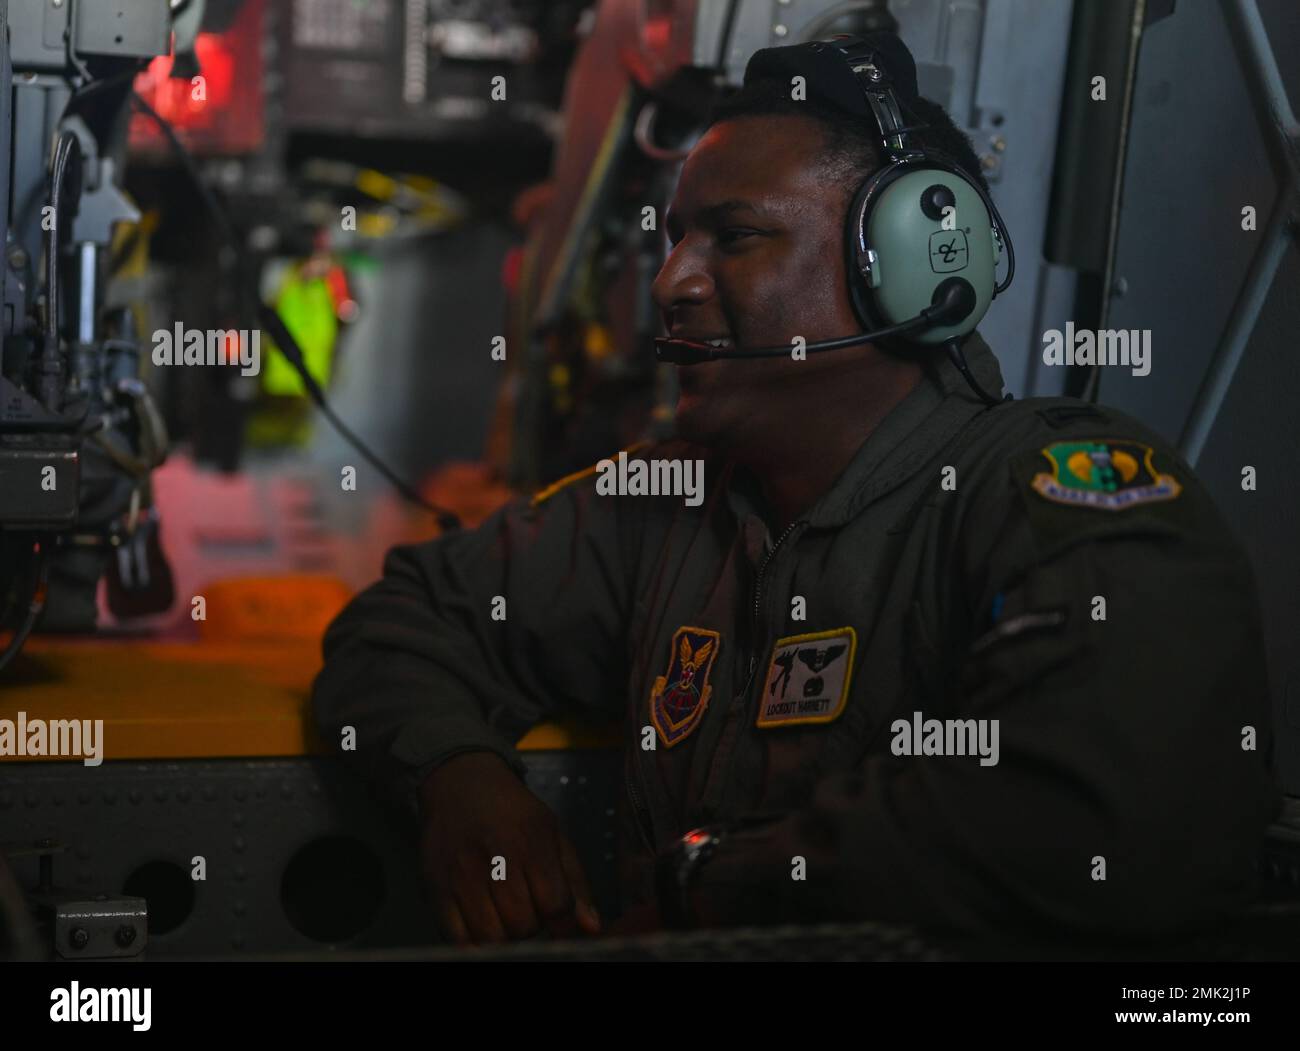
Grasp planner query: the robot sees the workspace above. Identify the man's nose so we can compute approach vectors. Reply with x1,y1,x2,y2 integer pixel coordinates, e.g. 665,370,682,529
651,242,715,316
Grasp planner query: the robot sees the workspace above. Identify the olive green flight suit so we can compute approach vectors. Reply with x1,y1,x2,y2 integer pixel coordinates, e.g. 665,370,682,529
312,333,1280,942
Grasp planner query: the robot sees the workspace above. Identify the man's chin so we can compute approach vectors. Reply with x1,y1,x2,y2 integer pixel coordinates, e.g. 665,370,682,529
672,393,724,448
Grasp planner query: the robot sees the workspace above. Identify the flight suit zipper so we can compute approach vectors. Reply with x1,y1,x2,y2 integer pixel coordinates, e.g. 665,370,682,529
629,518,806,843
743,518,804,695
625,754,656,852
698,517,806,818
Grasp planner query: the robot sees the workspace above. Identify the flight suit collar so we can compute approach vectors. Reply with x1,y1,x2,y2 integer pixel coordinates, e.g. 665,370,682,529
724,332,1005,532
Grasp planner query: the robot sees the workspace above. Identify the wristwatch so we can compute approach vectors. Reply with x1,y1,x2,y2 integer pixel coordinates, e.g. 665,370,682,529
655,825,726,930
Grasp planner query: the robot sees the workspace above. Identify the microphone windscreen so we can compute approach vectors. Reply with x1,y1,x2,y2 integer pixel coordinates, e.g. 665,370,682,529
654,338,709,365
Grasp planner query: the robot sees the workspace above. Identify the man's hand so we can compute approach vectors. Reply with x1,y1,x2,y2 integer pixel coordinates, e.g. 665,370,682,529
602,900,662,937
417,751,602,945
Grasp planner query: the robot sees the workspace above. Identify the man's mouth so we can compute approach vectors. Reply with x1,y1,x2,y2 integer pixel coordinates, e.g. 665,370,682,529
671,332,734,349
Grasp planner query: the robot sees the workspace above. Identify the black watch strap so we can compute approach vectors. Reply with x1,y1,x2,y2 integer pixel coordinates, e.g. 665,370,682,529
655,826,725,931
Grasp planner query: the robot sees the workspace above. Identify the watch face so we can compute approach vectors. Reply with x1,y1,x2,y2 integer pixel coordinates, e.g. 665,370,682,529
655,827,723,930
681,828,713,865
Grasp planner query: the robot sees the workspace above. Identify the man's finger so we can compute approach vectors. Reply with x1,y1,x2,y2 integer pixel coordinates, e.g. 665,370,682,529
525,851,581,938
520,822,577,928
557,834,601,934
436,901,471,946
487,852,542,940
455,871,509,945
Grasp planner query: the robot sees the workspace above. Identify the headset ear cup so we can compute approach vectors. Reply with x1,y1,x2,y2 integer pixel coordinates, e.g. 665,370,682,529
844,177,878,332
870,160,998,344
844,162,919,356
846,155,1000,350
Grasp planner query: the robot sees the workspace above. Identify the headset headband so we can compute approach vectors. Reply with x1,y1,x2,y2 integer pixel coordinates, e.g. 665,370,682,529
820,36,925,162
822,35,1015,299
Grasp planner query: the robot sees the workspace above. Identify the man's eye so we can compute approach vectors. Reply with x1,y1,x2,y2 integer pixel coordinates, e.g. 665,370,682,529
718,228,758,246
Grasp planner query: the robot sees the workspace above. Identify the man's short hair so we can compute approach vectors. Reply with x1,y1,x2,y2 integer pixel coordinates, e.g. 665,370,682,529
707,76,990,202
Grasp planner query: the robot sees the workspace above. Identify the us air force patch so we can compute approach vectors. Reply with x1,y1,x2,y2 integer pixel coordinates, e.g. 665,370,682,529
650,627,721,748
1030,440,1181,511
756,627,857,729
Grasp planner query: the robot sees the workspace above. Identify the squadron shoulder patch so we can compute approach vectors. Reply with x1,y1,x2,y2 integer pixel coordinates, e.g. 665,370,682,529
650,626,721,748
756,627,857,729
1030,440,1181,511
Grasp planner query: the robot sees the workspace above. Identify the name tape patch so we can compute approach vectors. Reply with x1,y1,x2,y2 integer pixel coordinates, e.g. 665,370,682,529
756,627,857,729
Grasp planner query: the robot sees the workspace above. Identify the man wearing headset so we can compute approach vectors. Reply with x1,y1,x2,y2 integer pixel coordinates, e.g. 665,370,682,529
313,34,1279,948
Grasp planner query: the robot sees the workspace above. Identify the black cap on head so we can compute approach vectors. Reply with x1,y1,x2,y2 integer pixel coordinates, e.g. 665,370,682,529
742,32,919,118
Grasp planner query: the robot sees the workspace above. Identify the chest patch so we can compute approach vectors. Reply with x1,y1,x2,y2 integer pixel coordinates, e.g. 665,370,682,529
756,627,857,729
650,626,721,748
1030,440,1181,511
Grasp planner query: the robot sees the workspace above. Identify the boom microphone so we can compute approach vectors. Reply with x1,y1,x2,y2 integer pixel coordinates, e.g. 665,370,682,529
654,277,976,365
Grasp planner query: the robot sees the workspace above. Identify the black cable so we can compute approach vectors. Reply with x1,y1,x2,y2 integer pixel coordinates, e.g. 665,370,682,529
717,307,937,359
716,0,742,69
0,541,49,675
128,91,463,531
69,65,139,104
38,131,81,408
256,304,460,527
944,338,1012,408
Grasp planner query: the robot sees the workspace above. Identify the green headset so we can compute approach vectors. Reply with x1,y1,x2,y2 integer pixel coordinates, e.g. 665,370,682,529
827,35,1015,351
653,33,1015,405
